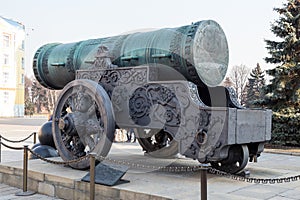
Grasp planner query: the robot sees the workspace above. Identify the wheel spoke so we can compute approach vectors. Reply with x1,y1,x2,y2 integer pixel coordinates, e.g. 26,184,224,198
136,129,178,158
62,134,72,150
52,79,115,169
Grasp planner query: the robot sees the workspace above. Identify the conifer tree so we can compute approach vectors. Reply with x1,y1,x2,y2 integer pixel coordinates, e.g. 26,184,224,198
245,63,265,108
263,0,300,145
31,79,49,113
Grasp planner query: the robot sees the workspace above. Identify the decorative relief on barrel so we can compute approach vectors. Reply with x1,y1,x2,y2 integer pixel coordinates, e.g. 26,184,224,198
109,35,129,65
170,26,187,73
66,42,82,73
184,22,201,85
192,20,229,87
86,46,118,69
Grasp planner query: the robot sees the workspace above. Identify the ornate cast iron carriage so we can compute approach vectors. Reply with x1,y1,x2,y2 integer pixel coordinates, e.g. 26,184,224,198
33,20,272,173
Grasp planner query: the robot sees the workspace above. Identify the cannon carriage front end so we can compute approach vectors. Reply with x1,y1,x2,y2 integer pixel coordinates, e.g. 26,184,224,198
33,20,271,173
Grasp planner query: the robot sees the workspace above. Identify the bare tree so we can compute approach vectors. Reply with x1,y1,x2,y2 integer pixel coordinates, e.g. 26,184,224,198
229,64,251,105
24,76,32,102
24,76,34,116
47,90,60,113
25,76,61,115
221,77,234,87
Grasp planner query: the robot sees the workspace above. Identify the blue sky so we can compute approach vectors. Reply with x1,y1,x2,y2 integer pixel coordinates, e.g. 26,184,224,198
1,0,284,77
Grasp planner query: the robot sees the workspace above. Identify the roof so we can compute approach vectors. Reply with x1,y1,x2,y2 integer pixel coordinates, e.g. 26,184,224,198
0,16,25,30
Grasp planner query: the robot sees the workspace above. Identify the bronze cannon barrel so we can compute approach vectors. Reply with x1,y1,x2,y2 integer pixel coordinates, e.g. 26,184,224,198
33,20,229,89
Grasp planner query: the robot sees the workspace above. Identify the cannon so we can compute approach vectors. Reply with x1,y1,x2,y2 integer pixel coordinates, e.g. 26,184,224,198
33,20,272,173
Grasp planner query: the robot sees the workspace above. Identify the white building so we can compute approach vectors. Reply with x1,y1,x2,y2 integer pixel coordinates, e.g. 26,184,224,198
0,16,25,117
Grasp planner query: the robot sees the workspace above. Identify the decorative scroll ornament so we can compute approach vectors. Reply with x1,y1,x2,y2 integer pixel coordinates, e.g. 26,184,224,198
129,84,181,131
225,87,245,109
77,67,148,97
187,82,208,108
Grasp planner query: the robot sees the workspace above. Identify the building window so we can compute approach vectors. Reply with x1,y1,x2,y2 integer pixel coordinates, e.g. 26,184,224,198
21,74,24,84
22,57,25,69
3,91,9,104
3,34,10,47
3,54,9,65
22,40,25,49
3,72,9,84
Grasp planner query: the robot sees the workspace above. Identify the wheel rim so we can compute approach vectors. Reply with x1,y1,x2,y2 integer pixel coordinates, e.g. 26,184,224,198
136,129,179,158
210,145,249,174
52,79,115,169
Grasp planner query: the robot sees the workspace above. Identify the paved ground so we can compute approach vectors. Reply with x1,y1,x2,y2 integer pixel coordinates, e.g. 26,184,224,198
1,117,300,200
0,117,47,162
0,183,61,200
109,143,300,200
0,117,61,199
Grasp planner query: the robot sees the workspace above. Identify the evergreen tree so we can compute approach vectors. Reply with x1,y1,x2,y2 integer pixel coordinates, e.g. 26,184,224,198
245,63,265,108
31,79,49,113
263,0,300,146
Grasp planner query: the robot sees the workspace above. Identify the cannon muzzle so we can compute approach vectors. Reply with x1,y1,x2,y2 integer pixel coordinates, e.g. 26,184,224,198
33,20,229,89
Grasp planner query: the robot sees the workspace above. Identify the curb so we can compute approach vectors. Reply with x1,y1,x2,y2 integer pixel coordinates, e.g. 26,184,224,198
264,149,300,156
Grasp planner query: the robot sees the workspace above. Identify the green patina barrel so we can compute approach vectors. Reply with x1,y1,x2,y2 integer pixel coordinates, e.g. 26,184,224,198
33,20,229,89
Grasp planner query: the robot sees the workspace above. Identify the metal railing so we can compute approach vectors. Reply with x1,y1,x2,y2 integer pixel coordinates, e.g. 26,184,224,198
0,132,94,198
0,132,36,196
0,132,36,163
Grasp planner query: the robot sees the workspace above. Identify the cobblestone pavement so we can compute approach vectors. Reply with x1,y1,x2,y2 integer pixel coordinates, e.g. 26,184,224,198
0,183,61,200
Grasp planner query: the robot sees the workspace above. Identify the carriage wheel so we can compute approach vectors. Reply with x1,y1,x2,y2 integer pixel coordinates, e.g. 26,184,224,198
52,79,115,169
210,145,249,174
135,129,179,158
